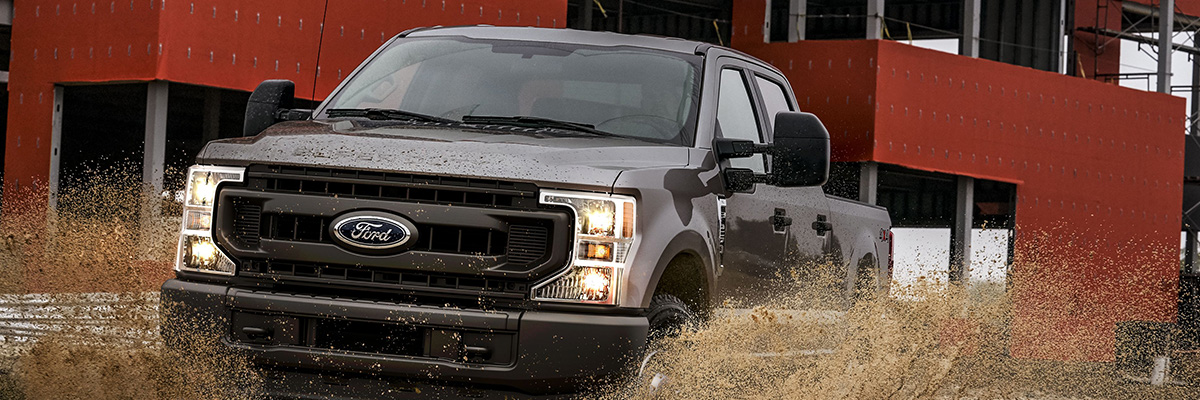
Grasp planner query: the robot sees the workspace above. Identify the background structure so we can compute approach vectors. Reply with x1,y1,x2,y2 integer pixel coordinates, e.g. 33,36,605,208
1,0,1196,362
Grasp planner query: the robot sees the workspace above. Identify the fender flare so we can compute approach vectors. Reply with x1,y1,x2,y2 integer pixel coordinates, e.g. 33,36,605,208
641,230,716,309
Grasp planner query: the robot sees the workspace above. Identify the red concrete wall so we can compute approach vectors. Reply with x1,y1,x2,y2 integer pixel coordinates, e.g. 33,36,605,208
737,35,1185,362
2,0,566,210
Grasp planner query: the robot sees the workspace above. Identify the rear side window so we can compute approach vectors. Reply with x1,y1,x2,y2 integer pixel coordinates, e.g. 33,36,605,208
716,69,766,173
756,76,793,136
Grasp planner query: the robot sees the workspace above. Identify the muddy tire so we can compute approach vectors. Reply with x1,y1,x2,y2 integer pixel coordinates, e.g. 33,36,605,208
646,294,697,344
852,256,879,305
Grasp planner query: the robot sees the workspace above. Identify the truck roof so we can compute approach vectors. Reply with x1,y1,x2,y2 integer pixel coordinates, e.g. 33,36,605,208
405,26,707,55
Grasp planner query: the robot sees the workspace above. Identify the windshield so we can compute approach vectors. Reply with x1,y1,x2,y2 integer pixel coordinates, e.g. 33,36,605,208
319,37,702,145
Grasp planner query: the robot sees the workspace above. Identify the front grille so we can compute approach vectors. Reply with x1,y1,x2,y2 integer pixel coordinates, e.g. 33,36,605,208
507,225,549,265
241,260,529,296
245,165,539,209
259,213,510,257
230,200,262,247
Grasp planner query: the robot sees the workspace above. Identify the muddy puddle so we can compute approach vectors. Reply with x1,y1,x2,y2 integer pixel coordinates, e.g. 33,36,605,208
0,170,1195,399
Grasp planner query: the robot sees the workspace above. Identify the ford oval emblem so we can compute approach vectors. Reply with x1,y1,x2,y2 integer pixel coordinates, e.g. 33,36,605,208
330,213,416,252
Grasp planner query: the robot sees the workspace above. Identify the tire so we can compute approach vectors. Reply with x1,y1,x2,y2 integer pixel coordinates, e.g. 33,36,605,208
646,294,697,344
852,256,879,305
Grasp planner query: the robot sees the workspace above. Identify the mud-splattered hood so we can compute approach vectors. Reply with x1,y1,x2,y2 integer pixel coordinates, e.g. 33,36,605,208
197,120,691,190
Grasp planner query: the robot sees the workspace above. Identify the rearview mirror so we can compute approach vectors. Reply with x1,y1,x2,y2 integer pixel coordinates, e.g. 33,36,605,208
243,80,312,137
770,112,830,187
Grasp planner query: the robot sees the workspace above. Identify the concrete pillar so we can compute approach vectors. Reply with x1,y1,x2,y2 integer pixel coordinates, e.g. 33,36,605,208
1159,0,1175,94
202,87,221,143
47,86,63,211
762,0,773,43
1192,51,1199,135
962,0,981,57
139,81,168,255
143,81,168,194
582,0,594,30
788,0,806,42
1186,229,1197,274
859,162,878,204
949,176,974,283
867,0,885,40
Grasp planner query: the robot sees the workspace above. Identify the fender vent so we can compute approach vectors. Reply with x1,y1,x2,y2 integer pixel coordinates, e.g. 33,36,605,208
506,225,548,266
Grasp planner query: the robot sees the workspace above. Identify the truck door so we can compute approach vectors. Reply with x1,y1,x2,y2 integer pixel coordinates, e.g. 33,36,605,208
752,71,837,303
713,64,831,307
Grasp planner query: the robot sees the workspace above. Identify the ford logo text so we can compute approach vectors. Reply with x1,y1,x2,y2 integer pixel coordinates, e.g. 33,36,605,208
330,214,415,251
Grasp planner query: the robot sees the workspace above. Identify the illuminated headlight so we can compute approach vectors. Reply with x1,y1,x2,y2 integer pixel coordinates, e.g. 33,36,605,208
175,165,244,275
533,190,635,305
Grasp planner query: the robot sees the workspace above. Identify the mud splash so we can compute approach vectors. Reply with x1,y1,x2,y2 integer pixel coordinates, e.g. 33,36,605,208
0,168,1196,399
1,166,259,399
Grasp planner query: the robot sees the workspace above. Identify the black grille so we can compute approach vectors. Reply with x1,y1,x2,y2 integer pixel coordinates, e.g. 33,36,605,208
231,200,262,247
241,260,529,295
507,225,549,265
246,165,539,209
259,213,509,256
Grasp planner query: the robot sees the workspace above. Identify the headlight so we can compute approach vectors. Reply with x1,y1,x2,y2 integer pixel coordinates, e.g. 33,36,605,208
175,165,245,275
533,190,636,305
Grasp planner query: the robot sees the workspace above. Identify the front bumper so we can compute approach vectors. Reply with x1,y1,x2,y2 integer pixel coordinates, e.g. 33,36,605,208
159,279,648,396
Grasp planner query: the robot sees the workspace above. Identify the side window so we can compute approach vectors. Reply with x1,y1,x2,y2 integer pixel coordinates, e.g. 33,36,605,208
716,68,766,173
755,76,793,136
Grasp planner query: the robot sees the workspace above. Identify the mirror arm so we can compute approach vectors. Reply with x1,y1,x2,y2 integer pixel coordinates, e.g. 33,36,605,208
276,108,313,121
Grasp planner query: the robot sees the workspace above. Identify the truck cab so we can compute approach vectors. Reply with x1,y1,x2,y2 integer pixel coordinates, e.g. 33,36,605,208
162,26,891,397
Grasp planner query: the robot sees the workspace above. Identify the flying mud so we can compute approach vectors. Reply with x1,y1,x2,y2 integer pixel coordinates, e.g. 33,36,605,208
0,169,1194,399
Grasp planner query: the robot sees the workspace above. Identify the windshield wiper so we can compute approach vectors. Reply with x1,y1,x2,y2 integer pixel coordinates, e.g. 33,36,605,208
461,115,618,138
325,108,458,124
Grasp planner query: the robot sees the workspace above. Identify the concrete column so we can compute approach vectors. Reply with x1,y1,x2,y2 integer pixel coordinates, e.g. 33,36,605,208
1192,50,1199,135
788,0,806,42
859,162,878,204
143,81,168,194
949,176,974,283
1186,229,1198,274
139,81,168,255
581,0,594,30
47,86,63,211
1159,0,1175,94
867,0,885,39
962,0,981,57
762,0,773,43
202,87,221,143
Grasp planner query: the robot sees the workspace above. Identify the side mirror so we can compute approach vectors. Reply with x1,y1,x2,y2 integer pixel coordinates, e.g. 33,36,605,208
243,80,312,137
770,112,830,187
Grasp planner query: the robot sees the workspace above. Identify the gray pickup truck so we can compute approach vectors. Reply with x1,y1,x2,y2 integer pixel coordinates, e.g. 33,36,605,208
161,26,892,397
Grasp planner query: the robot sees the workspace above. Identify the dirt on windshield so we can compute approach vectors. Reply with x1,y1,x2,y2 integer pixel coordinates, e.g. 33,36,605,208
0,169,1195,399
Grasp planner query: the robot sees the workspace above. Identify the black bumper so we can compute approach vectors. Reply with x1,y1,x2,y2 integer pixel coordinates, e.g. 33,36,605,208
159,279,648,397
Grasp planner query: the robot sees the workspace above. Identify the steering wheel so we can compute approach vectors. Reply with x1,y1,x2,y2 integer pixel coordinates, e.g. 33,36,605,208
595,114,683,141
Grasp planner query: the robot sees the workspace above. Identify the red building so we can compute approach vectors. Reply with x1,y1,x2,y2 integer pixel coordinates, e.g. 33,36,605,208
0,0,1192,362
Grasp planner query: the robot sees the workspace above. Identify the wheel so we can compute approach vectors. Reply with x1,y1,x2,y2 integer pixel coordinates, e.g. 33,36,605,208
646,294,697,344
852,256,880,304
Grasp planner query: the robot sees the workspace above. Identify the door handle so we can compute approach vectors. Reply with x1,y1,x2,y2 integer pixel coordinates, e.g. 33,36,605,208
812,214,832,235
771,208,792,232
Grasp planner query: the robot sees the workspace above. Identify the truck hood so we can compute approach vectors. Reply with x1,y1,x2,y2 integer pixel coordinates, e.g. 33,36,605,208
197,120,691,189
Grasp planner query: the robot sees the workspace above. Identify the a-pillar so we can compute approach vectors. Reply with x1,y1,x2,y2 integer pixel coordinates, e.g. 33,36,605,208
867,0,884,39
949,176,974,283
139,81,168,255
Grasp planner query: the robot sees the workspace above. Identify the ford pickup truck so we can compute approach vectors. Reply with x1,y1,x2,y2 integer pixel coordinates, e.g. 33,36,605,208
161,26,892,398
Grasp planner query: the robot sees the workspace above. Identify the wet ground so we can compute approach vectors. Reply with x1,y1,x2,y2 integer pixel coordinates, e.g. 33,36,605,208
0,172,1197,399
